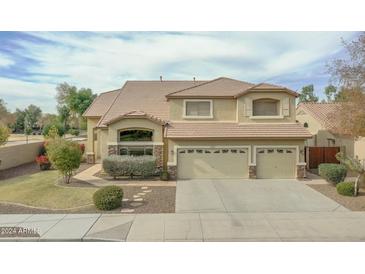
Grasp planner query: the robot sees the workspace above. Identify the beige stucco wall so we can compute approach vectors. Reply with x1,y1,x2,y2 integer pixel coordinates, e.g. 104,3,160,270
237,93,296,123
167,139,306,165
86,118,100,154
107,118,163,143
355,137,365,161
0,141,43,170
169,98,236,121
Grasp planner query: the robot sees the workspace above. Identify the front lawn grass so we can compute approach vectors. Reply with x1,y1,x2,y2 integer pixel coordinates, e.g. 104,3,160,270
0,170,97,209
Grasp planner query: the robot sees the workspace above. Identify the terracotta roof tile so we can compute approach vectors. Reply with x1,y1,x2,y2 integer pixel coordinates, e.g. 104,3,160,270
297,102,341,130
97,80,206,127
166,77,254,98
166,122,312,139
83,89,120,117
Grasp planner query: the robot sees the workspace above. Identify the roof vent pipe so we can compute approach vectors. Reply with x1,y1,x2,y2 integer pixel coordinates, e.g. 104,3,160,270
160,76,163,82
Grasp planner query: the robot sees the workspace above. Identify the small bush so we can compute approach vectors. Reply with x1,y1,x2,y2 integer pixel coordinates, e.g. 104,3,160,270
35,155,51,170
103,155,156,179
336,182,355,196
160,170,169,181
0,125,10,146
79,143,85,154
68,128,80,136
318,163,347,184
43,123,65,137
93,185,123,210
46,137,82,183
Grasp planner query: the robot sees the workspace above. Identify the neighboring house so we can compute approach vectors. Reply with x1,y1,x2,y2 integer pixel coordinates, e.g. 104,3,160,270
83,77,311,180
296,102,365,162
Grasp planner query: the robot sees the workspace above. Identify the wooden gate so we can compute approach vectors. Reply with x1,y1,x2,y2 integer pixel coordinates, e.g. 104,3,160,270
305,147,341,169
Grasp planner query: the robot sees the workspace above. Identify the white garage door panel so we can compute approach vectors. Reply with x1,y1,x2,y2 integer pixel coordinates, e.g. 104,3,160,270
177,148,249,179
256,148,296,179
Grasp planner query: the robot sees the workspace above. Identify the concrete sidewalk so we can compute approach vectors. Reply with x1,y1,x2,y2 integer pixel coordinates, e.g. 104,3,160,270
2,212,365,241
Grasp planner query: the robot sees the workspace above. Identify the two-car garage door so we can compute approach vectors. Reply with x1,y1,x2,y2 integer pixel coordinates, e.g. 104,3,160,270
177,146,297,179
177,148,249,179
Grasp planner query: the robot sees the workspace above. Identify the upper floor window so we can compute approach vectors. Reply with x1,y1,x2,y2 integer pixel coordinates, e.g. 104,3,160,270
119,129,153,142
252,99,280,116
184,100,213,118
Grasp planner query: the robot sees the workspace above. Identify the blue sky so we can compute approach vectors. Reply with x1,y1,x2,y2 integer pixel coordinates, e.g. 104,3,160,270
0,31,359,113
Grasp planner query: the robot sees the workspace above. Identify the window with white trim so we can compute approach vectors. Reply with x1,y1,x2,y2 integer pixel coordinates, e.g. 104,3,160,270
184,100,212,118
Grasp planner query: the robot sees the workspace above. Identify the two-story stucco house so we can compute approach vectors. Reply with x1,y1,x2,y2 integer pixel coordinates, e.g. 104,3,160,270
83,77,311,180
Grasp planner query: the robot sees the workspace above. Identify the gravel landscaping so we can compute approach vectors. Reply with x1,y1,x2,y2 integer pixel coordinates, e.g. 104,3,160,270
308,184,365,211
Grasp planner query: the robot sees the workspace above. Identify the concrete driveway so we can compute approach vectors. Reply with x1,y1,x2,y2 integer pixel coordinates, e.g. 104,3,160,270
176,179,347,213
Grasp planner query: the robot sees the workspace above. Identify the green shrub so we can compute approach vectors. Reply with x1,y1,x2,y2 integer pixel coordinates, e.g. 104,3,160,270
43,123,65,137
160,170,169,181
336,182,355,196
68,128,80,136
93,185,123,210
46,137,82,183
103,155,156,179
318,163,347,184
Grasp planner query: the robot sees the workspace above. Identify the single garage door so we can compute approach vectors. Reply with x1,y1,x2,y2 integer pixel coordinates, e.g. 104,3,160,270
256,147,296,179
177,148,249,179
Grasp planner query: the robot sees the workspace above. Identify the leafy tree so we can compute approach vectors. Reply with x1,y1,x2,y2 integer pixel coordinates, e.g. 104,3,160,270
14,108,26,132
0,99,15,127
328,32,365,89
57,105,71,131
46,137,82,184
336,152,365,196
24,104,42,129
0,125,10,146
324,85,338,102
55,83,95,130
23,114,32,144
298,84,319,103
37,113,58,129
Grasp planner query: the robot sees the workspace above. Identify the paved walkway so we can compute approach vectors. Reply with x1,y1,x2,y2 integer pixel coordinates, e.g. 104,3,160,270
2,212,365,241
73,164,176,187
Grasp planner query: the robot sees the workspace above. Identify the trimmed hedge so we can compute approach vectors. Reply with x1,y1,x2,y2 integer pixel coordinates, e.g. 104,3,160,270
318,163,347,184
103,155,156,179
336,182,355,196
93,185,123,210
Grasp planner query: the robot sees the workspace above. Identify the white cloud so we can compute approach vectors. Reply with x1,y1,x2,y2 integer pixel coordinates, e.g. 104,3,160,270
0,53,14,67
0,31,359,113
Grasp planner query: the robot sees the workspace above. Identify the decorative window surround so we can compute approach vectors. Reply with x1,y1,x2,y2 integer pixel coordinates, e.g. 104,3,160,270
249,115,284,120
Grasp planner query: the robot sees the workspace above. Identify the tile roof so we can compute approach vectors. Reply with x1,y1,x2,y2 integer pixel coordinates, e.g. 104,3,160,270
166,122,312,139
166,77,255,98
83,89,120,117
97,80,206,127
235,83,299,97
297,102,341,130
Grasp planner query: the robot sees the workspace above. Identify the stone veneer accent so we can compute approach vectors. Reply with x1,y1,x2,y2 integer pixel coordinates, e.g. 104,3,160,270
167,165,177,180
153,145,163,168
296,164,306,179
108,145,118,156
249,165,257,179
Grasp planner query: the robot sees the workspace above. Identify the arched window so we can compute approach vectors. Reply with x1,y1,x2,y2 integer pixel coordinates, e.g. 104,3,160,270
303,122,309,128
253,98,280,116
119,129,153,142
